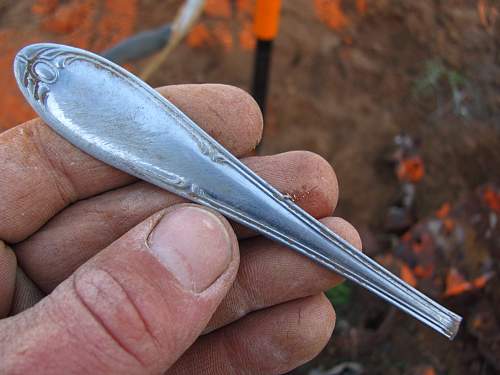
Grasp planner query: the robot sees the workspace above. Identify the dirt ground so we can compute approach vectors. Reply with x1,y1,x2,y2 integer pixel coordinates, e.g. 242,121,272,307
1,0,500,374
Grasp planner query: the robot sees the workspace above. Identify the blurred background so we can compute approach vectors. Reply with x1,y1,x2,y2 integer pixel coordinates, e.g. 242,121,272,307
1,0,499,374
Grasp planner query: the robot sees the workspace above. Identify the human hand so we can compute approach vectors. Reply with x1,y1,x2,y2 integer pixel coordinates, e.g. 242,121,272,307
0,84,361,374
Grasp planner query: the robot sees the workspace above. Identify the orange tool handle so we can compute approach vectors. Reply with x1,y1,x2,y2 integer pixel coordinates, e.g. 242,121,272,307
254,0,282,41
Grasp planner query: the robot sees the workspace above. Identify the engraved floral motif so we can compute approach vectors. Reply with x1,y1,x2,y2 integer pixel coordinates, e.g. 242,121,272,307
15,46,76,105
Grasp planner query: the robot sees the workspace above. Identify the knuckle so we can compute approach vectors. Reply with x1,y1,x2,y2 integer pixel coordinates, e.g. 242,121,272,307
302,151,338,186
224,84,262,118
72,268,161,370
289,294,336,358
310,294,336,347
290,150,339,214
31,123,78,206
225,84,264,146
322,216,363,250
317,293,337,333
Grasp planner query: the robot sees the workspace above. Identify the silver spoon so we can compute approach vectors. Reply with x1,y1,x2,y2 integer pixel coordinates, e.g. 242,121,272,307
13,43,461,339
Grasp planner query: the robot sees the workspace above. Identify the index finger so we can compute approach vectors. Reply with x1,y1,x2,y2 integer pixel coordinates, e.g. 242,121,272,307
0,84,262,243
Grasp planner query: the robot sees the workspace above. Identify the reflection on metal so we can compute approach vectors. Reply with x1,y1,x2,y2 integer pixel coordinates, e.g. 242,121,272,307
14,43,462,339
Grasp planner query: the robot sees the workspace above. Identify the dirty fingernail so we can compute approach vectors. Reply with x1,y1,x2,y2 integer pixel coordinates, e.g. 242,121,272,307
148,206,232,293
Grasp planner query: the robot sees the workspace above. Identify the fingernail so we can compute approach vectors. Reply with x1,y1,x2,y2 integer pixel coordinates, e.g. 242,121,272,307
148,206,232,293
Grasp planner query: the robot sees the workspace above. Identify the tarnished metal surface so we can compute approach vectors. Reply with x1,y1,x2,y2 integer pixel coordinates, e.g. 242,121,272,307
13,43,462,339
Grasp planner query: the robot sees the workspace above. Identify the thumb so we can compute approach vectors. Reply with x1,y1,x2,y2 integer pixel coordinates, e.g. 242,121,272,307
0,204,239,374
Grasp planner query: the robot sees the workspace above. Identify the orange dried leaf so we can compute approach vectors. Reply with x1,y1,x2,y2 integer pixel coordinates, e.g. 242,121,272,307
483,186,500,213
213,22,234,51
411,241,423,254
414,264,434,278
444,268,472,297
239,20,256,50
422,367,437,375
472,316,483,330
435,202,451,219
396,156,425,183
478,0,488,27
94,0,138,50
410,233,432,255
401,263,417,287
472,272,494,289
205,0,232,18
187,24,213,48
375,254,397,272
41,2,90,34
314,0,350,31
32,0,59,15
343,35,353,45
443,218,455,233
356,0,367,15
401,231,412,243
236,0,254,15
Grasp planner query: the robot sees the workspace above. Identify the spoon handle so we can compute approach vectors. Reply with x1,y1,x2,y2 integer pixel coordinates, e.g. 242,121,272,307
14,43,461,339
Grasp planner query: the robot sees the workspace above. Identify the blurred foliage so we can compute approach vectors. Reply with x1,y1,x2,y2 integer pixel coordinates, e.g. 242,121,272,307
413,59,467,96
413,59,470,118
325,282,352,307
